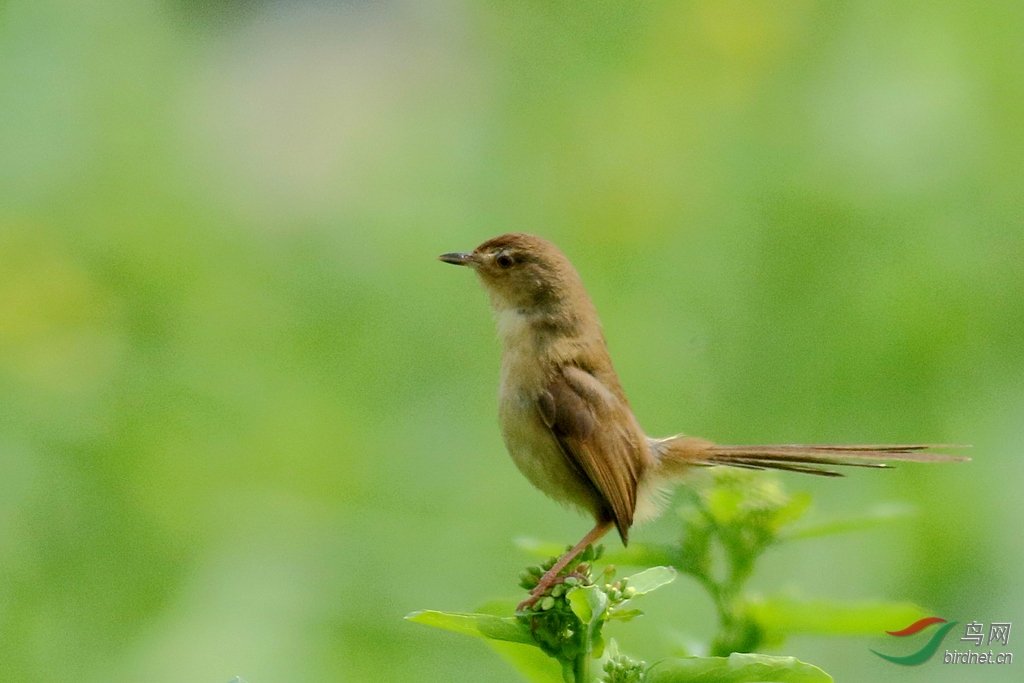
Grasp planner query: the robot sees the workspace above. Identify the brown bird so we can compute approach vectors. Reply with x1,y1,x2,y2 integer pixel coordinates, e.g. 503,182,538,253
439,233,967,607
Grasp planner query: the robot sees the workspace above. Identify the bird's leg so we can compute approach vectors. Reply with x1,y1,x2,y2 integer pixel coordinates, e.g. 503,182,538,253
518,520,614,610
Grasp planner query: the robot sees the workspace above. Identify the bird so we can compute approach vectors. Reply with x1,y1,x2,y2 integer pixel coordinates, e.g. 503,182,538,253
438,233,967,607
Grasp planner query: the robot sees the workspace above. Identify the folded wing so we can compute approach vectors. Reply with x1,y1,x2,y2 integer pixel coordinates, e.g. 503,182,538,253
537,365,650,543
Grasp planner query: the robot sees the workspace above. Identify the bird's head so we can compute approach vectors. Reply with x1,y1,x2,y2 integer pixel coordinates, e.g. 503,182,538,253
439,233,586,315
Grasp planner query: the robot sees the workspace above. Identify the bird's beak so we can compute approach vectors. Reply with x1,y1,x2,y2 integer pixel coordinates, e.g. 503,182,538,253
438,252,475,266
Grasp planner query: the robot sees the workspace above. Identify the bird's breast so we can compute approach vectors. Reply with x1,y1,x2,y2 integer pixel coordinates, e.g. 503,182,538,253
497,387,602,516
495,309,602,515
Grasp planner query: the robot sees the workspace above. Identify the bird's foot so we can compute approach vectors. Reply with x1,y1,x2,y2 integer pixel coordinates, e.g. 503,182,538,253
517,576,556,611
516,565,589,611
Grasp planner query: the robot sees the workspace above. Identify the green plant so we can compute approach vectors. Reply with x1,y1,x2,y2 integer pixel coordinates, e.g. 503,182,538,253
408,470,929,682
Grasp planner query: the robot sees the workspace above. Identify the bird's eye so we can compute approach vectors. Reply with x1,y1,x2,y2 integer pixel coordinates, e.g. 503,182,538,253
495,253,515,269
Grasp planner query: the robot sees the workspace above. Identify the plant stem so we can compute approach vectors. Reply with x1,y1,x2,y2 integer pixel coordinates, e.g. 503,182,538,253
573,651,589,683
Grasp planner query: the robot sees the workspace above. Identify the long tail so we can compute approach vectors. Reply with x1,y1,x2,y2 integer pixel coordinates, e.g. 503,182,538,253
651,436,970,478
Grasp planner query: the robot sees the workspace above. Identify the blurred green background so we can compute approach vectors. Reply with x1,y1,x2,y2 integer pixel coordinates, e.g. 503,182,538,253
1,0,1021,681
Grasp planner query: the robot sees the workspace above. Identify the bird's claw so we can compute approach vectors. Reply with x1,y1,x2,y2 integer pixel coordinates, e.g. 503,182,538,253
517,574,561,611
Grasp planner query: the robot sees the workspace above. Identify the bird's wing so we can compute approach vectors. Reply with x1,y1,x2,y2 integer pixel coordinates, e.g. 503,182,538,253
536,364,648,542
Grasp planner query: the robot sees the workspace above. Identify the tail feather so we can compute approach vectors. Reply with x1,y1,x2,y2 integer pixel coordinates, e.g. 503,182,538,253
651,436,970,478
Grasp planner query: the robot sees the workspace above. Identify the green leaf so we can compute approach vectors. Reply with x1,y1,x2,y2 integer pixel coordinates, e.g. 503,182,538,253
473,600,566,683
405,610,534,644
621,566,676,596
607,608,644,622
771,492,812,531
747,596,928,635
707,487,744,523
646,653,833,682
779,503,916,542
567,585,608,627
486,641,565,683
